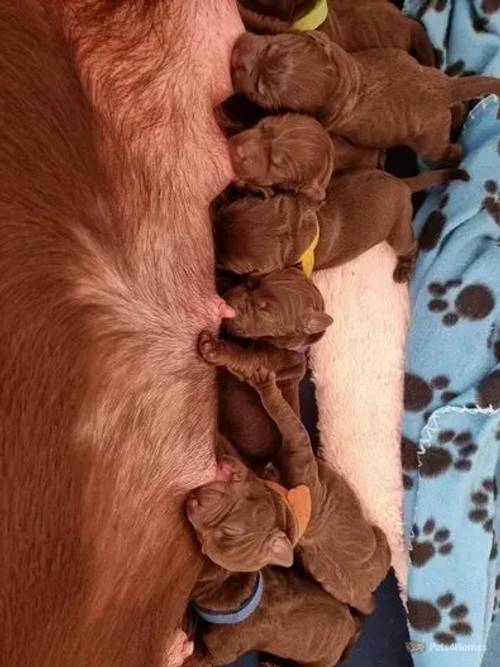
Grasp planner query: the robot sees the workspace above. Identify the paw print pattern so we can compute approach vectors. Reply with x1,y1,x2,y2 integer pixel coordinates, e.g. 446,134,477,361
408,593,473,646
482,0,500,14
468,478,497,532
401,436,418,490
488,327,500,363
404,373,459,412
419,193,449,251
427,281,495,327
437,429,478,472
417,0,449,19
482,180,500,225
445,60,478,76
411,518,453,567
401,431,478,482
477,370,500,409
492,576,500,623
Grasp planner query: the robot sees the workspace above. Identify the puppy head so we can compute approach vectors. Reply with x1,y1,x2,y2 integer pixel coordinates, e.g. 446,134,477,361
215,193,319,275
223,267,333,349
229,113,334,200
186,456,295,572
231,31,335,114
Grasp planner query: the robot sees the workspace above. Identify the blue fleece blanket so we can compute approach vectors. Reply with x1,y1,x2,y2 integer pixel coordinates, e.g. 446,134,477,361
401,2,500,666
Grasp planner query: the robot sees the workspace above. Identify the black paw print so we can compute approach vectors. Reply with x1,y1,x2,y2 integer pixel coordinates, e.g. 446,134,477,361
401,431,478,482
411,518,453,567
468,478,497,532
444,60,478,76
427,281,495,327
417,0,449,19
490,536,498,561
401,436,418,490
404,373,459,412
488,326,500,363
482,0,500,14
437,429,478,472
408,593,473,646
477,370,500,409
492,575,500,623
419,193,449,251
482,180,500,225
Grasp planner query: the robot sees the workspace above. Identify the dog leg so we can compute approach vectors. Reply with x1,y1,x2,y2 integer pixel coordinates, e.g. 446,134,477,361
388,221,418,283
408,114,461,164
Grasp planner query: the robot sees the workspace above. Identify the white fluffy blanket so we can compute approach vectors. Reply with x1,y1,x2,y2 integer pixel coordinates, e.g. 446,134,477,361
310,242,409,592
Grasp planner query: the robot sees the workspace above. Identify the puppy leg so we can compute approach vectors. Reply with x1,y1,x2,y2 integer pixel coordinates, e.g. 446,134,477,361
408,115,462,164
198,331,305,386
388,220,418,284
247,368,319,489
198,331,265,380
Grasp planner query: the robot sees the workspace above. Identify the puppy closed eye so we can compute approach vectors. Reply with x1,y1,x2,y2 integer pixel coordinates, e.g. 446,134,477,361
219,525,244,539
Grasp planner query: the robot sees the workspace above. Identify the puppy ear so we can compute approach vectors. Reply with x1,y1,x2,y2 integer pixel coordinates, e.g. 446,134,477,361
299,180,325,203
303,311,333,335
265,530,294,568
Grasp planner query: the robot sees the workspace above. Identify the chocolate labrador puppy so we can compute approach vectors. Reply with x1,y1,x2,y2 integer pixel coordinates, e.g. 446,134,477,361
208,336,306,464
237,0,434,66
231,30,500,161
216,167,468,282
192,558,359,667
222,267,333,349
228,113,382,200
188,355,391,614
189,435,360,666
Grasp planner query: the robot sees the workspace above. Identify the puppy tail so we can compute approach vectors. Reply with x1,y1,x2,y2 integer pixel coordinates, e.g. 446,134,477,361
237,2,290,34
403,168,470,193
449,75,500,103
409,20,435,67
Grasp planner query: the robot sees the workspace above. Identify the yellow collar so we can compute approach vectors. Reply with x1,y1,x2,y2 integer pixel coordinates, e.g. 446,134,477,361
298,223,320,278
265,480,312,543
292,0,328,31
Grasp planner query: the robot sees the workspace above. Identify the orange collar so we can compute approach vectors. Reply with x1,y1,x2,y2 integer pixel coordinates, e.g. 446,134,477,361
265,480,312,543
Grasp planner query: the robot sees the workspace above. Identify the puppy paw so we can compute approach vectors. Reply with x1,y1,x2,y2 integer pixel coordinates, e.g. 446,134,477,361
393,258,414,283
198,330,220,363
247,366,276,389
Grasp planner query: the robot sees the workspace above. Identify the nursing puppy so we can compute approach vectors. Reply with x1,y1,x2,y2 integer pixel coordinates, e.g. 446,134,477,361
237,0,434,66
188,363,391,614
193,560,359,667
189,436,359,666
223,267,333,349
216,168,468,282
231,30,500,161
228,113,382,199
202,335,306,463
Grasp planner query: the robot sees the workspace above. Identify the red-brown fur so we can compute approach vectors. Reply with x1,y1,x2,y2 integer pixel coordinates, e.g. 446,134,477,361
238,0,435,66
0,1,241,664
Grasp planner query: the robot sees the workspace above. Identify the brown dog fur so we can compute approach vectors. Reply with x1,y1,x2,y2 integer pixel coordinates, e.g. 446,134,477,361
231,30,500,161
216,168,468,282
228,112,382,200
223,267,333,349
238,0,435,66
192,558,359,667
198,335,306,464
188,357,391,615
0,1,241,664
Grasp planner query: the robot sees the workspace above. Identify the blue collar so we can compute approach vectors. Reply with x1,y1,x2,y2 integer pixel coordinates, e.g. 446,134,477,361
193,571,264,625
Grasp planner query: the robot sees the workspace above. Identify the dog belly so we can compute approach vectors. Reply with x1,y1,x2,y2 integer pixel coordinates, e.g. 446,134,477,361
0,2,243,665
